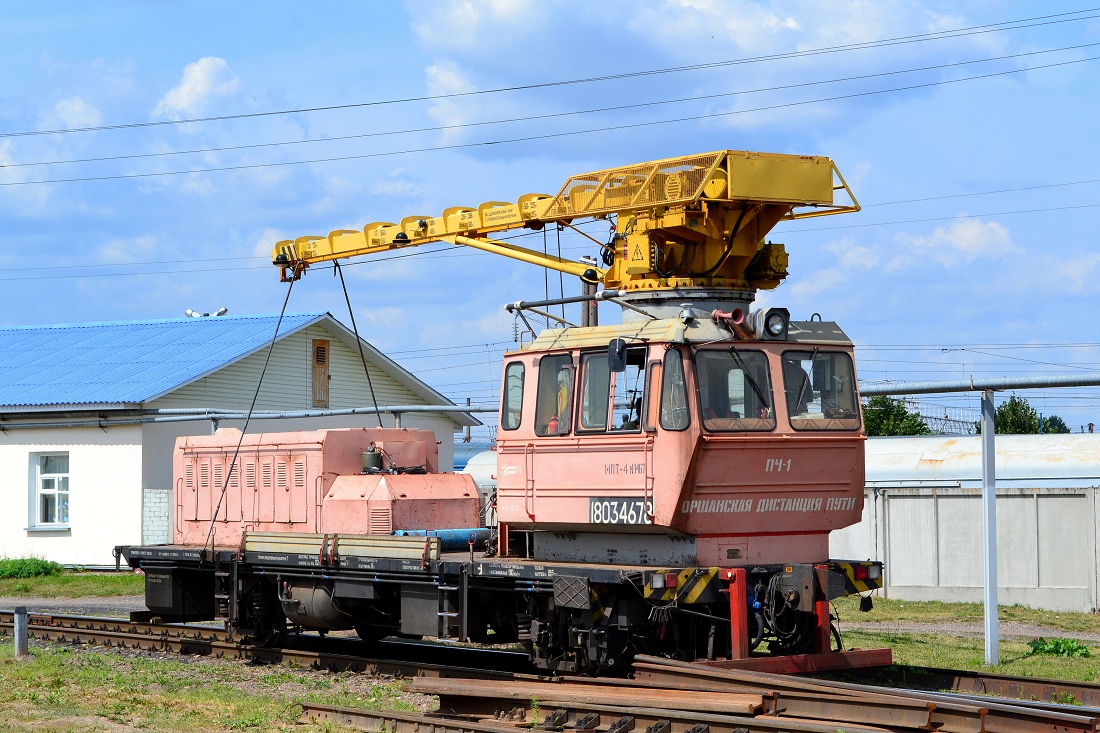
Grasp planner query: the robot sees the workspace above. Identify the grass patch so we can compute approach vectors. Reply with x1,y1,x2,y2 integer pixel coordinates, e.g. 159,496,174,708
0,571,145,598
0,641,415,732
841,628,1100,682
833,595,1100,636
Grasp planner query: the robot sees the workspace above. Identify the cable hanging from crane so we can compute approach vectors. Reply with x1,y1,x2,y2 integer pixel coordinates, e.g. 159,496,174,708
202,276,296,555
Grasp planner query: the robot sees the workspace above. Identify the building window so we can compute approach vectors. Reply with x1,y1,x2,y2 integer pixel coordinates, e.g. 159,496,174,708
312,339,330,408
34,453,70,526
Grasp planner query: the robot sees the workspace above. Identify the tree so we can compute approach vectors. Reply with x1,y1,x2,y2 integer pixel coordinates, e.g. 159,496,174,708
975,395,1071,434
862,396,931,436
1042,414,1071,434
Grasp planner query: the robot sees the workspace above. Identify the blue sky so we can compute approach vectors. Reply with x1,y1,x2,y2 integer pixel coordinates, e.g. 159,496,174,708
3,1,1100,435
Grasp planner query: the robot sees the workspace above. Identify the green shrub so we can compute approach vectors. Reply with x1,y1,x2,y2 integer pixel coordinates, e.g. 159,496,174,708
1027,637,1092,658
0,557,64,579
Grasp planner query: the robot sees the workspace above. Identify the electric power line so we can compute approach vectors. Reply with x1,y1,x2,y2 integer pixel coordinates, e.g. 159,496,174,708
2,51,1098,187
6,42,1095,170
3,7,1096,140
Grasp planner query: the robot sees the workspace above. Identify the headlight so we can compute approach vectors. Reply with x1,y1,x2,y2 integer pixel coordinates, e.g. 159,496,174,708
754,307,790,340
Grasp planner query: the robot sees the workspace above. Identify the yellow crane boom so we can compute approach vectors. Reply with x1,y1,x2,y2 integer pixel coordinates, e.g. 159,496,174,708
272,149,858,295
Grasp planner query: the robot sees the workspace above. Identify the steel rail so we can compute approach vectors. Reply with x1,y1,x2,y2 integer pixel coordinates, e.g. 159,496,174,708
0,611,524,679
303,698,894,733
631,656,1099,733
839,664,1100,709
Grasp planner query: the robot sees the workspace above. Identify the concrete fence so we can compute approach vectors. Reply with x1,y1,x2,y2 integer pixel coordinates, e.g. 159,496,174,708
831,485,1099,612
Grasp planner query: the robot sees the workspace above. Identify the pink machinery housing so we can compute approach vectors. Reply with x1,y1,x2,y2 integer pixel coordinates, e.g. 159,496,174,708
174,428,480,546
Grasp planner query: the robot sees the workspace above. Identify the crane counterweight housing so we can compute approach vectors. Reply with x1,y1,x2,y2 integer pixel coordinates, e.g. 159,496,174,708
120,147,886,676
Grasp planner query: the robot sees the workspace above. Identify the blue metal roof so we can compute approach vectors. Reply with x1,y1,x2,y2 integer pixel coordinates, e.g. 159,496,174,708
0,313,326,409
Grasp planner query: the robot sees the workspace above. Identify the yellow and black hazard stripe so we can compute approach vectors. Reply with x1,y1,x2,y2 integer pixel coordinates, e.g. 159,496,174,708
643,567,721,604
831,560,884,594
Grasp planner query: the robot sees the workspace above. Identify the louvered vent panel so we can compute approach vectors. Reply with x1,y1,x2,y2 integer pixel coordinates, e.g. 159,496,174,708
369,507,393,534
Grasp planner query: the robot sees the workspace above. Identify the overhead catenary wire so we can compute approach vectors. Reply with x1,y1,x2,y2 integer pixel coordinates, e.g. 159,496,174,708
7,41,1098,171
4,7,1096,141
3,53,1098,188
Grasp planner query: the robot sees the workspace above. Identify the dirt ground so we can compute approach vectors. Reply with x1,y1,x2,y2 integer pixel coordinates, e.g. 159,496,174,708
0,595,147,616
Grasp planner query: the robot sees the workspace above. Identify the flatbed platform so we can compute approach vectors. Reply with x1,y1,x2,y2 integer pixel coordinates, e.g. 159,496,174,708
118,542,653,586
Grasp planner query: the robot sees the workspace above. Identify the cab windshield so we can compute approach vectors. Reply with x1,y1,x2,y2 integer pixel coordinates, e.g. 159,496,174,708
695,349,775,431
781,350,860,430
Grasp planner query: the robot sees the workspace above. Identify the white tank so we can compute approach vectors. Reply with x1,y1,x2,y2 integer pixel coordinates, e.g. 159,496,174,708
460,449,497,526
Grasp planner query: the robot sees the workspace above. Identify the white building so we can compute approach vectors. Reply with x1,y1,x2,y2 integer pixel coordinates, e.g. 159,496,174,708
0,313,477,566
831,434,1100,612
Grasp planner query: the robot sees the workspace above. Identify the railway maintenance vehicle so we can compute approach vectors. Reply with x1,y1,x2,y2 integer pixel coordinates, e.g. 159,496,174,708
117,149,886,674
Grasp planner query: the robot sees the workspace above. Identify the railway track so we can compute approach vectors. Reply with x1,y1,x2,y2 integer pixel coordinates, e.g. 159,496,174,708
0,609,529,678
304,659,1100,733
4,610,1100,732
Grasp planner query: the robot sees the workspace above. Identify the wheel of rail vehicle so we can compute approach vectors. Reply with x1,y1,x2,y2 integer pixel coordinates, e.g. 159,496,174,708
240,578,286,647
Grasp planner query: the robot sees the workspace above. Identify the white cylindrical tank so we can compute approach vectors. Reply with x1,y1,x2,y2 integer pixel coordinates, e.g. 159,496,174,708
460,450,497,526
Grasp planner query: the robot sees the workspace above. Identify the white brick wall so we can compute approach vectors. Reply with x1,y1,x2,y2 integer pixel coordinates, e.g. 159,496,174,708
142,488,172,545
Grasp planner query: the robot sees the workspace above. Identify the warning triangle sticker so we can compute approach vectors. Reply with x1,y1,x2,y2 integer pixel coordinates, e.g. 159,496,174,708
631,244,644,261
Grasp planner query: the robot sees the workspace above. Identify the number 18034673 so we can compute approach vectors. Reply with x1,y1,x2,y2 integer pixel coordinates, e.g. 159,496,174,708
589,498,653,524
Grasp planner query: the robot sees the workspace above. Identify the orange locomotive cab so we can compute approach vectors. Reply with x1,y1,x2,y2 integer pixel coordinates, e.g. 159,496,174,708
494,311,865,568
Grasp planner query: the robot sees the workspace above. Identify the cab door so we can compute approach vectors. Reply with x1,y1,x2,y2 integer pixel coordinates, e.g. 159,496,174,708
528,346,653,528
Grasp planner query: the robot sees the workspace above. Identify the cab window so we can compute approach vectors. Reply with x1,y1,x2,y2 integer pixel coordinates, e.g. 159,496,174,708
535,354,573,436
609,346,646,432
781,350,860,430
695,349,775,431
659,349,690,430
578,352,610,431
577,347,645,432
500,361,524,431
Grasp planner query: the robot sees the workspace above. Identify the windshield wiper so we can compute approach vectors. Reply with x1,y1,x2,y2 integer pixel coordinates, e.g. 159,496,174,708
793,346,820,410
727,345,770,411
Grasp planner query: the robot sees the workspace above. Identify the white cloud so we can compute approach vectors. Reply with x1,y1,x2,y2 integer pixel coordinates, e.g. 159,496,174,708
419,308,514,344
424,60,477,138
358,305,407,329
252,228,289,259
1054,251,1100,293
153,57,239,119
371,169,421,197
312,175,364,214
891,217,1021,269
47,97,103,129
788,267,846,297
824,238,879,270
97,235,157,264
410,0,540,48
0,141,52,214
